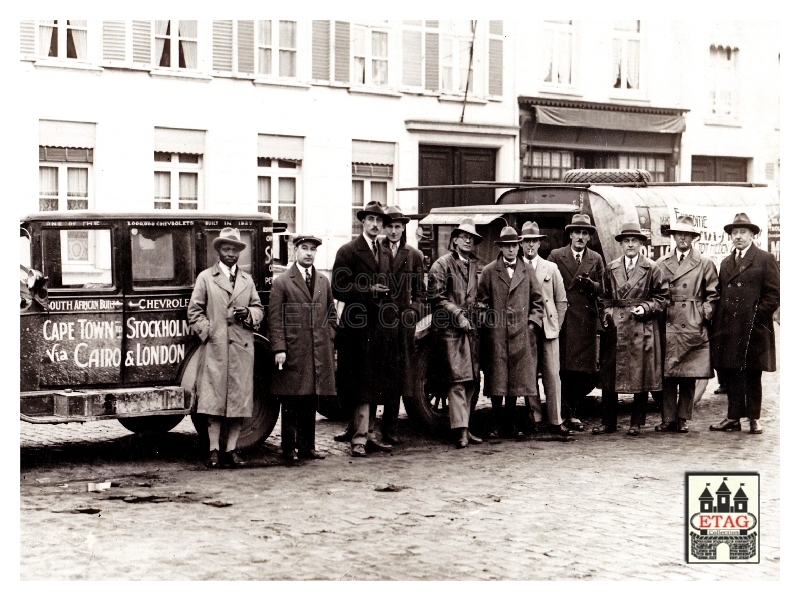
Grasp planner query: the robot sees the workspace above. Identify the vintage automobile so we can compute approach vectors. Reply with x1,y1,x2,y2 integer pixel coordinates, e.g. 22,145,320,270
374,168,780,433
20,211,286,449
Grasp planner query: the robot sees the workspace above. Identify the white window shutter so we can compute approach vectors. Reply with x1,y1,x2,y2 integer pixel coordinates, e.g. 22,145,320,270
213,20,233,72
20,21,35,56
103,21,127,62
402,30,422,87
425,31,439,91
488,38,503,96
237,20,254,75
132,20,151,65
334,21,350,83
311,20,330,81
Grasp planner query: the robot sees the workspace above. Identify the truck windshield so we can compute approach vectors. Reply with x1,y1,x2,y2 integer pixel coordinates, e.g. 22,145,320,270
131,227,194,288
41,229,113,288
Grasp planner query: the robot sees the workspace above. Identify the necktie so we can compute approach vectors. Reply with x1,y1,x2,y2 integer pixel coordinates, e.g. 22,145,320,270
372,240,378,258
305,268,313,293
229,269,236,288
678,253,684,264
575,253,581,265
735,251,742,267
391,242,398,258
626,259,633,278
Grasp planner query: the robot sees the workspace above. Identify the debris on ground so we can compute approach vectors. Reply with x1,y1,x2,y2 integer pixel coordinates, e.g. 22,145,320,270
202,500,233,508
374,483,407,492
87,481,112,492
52,507,101,515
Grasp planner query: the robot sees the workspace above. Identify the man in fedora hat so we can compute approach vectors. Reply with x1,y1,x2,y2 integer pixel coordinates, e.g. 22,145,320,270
478,225,545,440
710,213,779,435
427,218,487,448
331,200,398,457
520,221,571,437
187,228,264,468
547,213,606,431
378,206,426,445
654,215,720,433
593,223,669,436
269,234,337,462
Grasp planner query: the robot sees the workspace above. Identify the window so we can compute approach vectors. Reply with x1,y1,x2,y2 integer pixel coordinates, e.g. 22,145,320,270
258,20,297,78
619,154,667,182
39,147,93,211
441,20,476,94
155,20,197,69
709,45,739,119
41,228,113,288
401,21,439,91
542,21,573,85
38,20,88,60
204,230,254,274
612,21,640,90
131,228,194,288
154,152,202,210
258,159,299,233
522,149,573,181
353,24,389,86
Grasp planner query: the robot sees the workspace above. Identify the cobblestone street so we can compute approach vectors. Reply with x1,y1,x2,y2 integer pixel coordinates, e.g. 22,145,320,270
20,356,779,580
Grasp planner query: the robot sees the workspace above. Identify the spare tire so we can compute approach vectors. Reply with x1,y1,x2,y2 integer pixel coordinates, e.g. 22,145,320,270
563,169,652,184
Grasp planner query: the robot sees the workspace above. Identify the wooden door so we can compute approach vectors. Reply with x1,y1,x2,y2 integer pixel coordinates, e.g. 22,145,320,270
419,145,497,213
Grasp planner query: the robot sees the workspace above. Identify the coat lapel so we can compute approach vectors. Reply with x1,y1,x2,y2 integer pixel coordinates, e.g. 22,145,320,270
354,235,379,271
394,245,409,273
727,248,755,282
557,248,580,280
509,261,525,292
495,260,512,287
288,263,313,301
620,258,649,297
211,264,234,295
673,249,700,279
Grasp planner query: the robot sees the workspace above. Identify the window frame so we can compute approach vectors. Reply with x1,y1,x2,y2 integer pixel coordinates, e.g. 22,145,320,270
521,148,574,182
36,20,90,62
707,45,740,123
257,158,301,259
611,20,643,94
257,19,298,79
41,227,115,290
153,20,198,71
540,20,575,88
130,226,196,290
440,20,478,97
38,159,93,212
153,152,203,210
351,22,390,88
351,165,394,239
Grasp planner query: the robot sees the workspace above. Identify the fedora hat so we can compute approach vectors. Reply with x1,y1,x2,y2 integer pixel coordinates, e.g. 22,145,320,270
520,221,546,240
494,225,522,245
384,205,409,224
292,233,323,247
723,212,761,235
451,218,483,244
356,200,391,223
615,222,648,242
665,215,701,237
564,214,597,233
212,227,247,251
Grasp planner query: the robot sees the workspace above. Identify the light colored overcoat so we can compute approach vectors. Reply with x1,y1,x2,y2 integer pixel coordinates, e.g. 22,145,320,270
187,264,264,417
527,256,567,339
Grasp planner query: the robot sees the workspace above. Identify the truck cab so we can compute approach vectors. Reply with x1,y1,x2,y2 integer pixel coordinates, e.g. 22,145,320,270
20,212,286,449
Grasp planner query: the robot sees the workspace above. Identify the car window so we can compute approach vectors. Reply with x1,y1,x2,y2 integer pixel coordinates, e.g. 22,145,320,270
41,229,113,289
131,227,194,288
204,230,253,274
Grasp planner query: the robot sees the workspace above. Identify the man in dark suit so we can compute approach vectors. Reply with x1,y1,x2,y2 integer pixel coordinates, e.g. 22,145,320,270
331,201,398,457
547,214,605,431
379,206,426,445
710,213,779,435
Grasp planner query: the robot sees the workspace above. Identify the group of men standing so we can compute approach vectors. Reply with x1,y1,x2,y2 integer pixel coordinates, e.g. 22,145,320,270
186,204,779,466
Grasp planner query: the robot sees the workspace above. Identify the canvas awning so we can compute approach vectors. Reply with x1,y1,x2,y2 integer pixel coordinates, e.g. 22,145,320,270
534,106,685,134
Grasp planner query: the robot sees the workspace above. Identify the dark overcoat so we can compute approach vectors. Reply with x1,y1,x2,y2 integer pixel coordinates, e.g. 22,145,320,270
331,235,399,406
547,245,605,373
187,264,264,417
477,258,545,397
427,252,485,384
655,248,719,378
380,238,426,396
710,245,779,372
268,263,337,396
599,255,669,393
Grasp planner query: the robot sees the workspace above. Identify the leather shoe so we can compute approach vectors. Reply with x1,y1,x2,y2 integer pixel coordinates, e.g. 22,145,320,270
566,419,587,432
467,431,483,444
383,435,403,445
205,449,220,468
592,425,616,435
334,430,352,443
749,419,763,434
627,425,641,436
486,429,500,440
223,450,246,467
514,430,525,441
282,449,299,463
676,419,689,433
455,428,469,449
549,423,575,437
366,439,392,452
713,386,727,395
298,450,326,459
350,444,367,457
654,422,676,432
710,418,741,432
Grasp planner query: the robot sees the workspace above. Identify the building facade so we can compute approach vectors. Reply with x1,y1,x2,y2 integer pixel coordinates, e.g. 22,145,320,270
19,19,779,271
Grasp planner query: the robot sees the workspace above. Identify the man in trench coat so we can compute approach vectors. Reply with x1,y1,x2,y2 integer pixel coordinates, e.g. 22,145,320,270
187,228,264,468
478,226,545,440
547,214,606,431
654,215,719,433
427,218,486,448
593,223,669,436
710,213,779,435
520,221,572,437
378,206,426,445
269,234,337,461
332,201,398,457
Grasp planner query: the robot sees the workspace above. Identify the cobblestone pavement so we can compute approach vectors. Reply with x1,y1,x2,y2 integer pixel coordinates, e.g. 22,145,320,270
21,347,780,580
